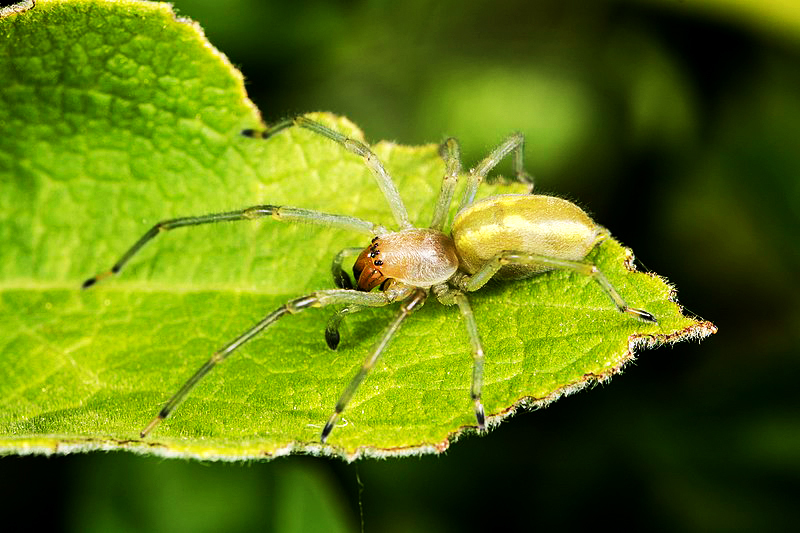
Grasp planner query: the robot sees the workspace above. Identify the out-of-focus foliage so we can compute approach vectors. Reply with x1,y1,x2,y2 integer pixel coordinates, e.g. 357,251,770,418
2,0,798,531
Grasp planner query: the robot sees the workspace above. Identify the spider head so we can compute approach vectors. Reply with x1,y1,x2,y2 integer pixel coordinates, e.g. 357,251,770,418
353,236,387,291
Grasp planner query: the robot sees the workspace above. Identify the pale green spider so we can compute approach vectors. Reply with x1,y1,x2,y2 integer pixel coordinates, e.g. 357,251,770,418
83,116,656,443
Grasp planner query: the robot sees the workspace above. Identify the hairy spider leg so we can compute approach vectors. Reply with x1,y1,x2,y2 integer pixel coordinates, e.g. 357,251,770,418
322,246,370,349
330,247,365,290
459,132,533,211
321,288,427,443
457,250,658,323
325,305,365,350
82,206,385,288
429,137,462,231
243,116,412,230
140,286,414,439
453,292,487,430
432,284,487,430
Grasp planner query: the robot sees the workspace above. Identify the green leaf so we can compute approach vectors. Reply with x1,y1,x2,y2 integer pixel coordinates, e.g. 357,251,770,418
0,0,715,460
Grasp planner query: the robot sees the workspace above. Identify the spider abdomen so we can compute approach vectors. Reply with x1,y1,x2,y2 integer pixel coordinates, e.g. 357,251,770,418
353,228,459,290
451,194,602,278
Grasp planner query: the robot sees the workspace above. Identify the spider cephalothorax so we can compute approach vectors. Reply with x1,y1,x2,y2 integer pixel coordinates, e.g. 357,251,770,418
353,230,459,291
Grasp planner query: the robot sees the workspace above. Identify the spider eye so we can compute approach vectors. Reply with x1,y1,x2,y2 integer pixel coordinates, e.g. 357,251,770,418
353,240,386,291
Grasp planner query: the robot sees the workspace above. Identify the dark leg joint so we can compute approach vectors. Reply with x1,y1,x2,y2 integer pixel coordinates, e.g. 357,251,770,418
320,414,338,443
628,307,658,324
81,269,114,290
475,403,486,431
320,423,333,443
325,326,341,351
288,295,318,313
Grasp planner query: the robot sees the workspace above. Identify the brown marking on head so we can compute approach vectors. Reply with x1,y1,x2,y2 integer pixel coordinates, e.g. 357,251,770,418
353,239,387,291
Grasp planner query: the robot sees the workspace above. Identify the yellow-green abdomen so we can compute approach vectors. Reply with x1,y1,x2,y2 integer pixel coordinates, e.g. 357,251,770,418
451,194,602,278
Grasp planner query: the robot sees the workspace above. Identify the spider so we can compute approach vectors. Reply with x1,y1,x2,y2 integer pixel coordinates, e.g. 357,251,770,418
82,116,657,443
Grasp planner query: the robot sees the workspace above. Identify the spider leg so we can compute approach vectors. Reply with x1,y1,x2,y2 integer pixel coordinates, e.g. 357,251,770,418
457,250,657,323
459,132,533,211
140,286,413,439
509,134,534,190
82,206,385,288
429,137,462,231
244,116,412,230
325,305,365,350
321,288,427,443
330,247,364,290
433,285,487,431
324,247,371,349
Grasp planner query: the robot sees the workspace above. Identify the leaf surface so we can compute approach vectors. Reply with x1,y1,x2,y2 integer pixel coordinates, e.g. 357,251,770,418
0,0,714,460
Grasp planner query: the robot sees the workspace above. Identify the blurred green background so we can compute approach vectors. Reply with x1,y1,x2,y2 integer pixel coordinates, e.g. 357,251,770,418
2,0,799,531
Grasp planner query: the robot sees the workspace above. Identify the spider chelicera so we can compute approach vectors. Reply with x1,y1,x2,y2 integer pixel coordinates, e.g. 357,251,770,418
82,116,657,443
